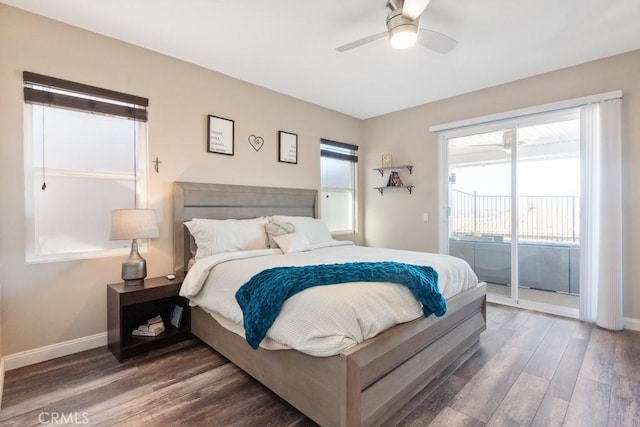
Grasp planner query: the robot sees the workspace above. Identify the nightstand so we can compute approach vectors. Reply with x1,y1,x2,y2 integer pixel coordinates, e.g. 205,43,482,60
107,275,191,362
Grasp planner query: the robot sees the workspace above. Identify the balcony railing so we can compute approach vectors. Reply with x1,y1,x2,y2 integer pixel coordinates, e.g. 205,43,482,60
451,189,580,243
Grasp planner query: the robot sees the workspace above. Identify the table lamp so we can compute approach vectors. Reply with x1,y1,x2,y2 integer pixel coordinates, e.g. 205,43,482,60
110,209,159,286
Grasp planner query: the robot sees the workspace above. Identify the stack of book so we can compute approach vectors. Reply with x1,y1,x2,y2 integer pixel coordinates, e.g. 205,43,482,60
132,315,165,337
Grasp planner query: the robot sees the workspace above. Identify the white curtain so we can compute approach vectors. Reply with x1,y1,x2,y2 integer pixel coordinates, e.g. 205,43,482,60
579,98,623,330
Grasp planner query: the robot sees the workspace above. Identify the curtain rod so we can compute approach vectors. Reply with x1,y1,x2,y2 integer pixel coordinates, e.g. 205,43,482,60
430,90,622,133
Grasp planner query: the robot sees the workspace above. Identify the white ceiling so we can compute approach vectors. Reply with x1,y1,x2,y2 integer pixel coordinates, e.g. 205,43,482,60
3,0,640,119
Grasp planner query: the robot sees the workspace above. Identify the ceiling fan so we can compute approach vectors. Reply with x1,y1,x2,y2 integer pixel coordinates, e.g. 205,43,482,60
473,130,526,153
336,0,457,53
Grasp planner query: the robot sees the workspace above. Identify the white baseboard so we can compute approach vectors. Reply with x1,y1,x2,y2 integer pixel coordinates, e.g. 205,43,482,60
488,296,640,331
624,317,640,331
487,294,580,319
0,357,5,410
3,332,107,371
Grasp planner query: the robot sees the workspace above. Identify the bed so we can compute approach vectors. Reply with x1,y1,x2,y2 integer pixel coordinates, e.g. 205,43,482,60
173,181,486,427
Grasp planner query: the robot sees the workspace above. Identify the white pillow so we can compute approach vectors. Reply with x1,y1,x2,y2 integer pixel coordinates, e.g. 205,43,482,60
184,217,268,260
269,216,333,245
265,221,295,248
273,232,311,254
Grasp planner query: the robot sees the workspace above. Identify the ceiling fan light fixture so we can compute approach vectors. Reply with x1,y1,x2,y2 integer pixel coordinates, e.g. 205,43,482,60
386,5,419,50
335,0,457,54
389,26,418,49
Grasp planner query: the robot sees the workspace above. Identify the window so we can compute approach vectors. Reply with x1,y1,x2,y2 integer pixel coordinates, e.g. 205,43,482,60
23,72,149,262
320,138,358,233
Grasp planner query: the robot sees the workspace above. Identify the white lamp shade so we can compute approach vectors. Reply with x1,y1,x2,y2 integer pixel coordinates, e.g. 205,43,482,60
110,209,159,240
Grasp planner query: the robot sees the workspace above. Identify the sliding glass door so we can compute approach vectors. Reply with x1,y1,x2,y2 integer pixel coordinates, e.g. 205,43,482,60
515,114,580,310
443,110,580,313
448,127,515,298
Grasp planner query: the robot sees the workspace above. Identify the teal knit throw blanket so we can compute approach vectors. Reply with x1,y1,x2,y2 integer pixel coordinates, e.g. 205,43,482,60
235,261,446,349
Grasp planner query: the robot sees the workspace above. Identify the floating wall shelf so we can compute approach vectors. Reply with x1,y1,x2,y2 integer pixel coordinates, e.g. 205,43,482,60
373,165,414,176
374,185,414,195
373,164,414,195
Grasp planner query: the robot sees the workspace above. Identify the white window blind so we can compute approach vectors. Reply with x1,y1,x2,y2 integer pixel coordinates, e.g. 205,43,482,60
23,72,149,262
320,138,358,233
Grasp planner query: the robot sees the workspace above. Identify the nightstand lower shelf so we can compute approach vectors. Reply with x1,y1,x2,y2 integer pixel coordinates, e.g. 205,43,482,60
120,326,191,359
108,276,191,362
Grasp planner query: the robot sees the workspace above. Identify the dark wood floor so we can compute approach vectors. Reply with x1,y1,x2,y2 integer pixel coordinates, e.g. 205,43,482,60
1,303,639,426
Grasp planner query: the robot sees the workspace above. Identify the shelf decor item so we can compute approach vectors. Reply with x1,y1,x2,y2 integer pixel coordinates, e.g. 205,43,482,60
207,115,234,155
278,131,298,164
382,153,392,168
390,171,404,187
168,303,184,328
110,209,159,286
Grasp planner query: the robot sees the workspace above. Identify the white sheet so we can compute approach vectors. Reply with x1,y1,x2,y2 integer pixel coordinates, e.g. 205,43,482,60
181,242,478,356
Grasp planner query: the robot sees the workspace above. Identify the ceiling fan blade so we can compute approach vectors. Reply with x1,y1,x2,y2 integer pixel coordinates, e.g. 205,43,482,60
417,28,458,54
335,32,387,52
402,0,432,20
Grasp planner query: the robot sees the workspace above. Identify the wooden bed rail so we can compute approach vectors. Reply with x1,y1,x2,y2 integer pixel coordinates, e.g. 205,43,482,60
192,283,486,427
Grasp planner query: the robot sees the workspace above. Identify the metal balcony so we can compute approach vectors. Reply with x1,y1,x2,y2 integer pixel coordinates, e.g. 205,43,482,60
449,190,580,295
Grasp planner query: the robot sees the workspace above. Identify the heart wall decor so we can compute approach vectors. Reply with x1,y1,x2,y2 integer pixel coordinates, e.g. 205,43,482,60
248,134,265,152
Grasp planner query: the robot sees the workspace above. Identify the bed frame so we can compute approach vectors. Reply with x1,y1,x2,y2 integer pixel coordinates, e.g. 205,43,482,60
173,181,486,427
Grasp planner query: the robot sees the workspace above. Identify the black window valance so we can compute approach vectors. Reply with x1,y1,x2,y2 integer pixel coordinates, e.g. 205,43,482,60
320,138,358,162
23,71,148,121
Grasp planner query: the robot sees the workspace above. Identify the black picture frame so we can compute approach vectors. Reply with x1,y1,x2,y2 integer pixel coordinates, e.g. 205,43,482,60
278,131,298,164
207,115,234,155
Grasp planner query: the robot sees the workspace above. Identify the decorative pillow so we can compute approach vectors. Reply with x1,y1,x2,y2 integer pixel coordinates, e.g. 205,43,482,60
184,217,268,260
265,221,295,248
269,216,334,245
273,232,311,254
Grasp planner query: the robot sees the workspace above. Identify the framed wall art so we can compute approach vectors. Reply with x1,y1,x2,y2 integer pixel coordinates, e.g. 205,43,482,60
278,131,298,164
207,115,234,155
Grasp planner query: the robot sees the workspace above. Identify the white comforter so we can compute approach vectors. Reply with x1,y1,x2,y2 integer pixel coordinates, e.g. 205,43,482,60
180,242,478,357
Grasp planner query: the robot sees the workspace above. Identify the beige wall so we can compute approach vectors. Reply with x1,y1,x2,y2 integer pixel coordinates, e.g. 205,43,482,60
0,5,363,355
1,3,639,360
363,49,640,321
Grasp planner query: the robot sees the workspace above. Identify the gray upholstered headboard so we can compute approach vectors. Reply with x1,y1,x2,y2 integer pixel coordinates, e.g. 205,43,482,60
173,182,318,277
